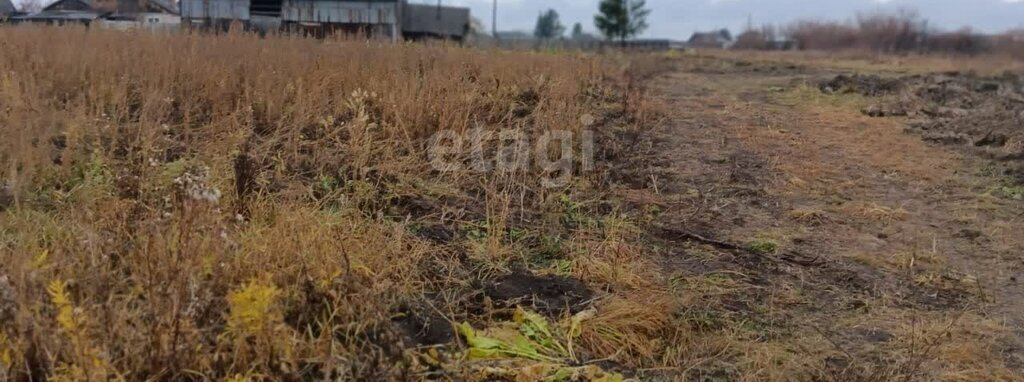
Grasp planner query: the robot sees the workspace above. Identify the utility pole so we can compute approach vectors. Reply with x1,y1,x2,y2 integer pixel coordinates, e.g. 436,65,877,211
492,0,498,39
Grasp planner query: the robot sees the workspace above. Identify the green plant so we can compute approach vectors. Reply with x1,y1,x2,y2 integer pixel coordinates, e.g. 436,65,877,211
559,194,586,229
457,307,622,381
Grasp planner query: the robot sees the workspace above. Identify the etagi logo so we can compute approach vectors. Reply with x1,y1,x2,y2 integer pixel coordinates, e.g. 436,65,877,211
427,116,597,188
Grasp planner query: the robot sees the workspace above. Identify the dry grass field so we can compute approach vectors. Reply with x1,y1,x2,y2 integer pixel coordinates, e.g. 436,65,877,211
2,26,1024,381
0,26,667,380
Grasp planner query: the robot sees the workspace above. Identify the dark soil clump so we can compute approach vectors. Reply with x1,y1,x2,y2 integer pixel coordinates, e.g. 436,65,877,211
484,272,593,315
393,307,455,346
819,74,906,96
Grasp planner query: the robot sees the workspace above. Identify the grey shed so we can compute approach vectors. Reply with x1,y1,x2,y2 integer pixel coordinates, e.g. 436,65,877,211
181,0,470,41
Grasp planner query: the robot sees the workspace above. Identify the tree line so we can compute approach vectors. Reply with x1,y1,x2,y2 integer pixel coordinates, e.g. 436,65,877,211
734,10,1020,56
533,0,650,43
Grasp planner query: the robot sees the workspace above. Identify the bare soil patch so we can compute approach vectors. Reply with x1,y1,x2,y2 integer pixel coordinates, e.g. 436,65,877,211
632,56,1024,380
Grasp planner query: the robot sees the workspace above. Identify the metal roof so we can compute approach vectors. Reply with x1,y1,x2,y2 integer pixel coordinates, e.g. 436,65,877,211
42,0,94,11
140,0,178,14
13,9,104,21
1,0,16,15
42,0,178,14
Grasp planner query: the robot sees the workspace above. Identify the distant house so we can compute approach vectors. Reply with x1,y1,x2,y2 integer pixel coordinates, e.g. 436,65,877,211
733,29,797,51
603,39,672,51
493,31,534,41
766,38,797,51
14,0,179,28
13,0,106,24
688,29,733,49
99,0,180,30
571,31,599,42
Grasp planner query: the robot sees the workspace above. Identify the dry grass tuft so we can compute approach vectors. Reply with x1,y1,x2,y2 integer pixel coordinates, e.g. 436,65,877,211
576,295,674,365
833,201,909,223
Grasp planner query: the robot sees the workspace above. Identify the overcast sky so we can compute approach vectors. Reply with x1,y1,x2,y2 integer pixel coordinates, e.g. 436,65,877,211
433,0,1024,39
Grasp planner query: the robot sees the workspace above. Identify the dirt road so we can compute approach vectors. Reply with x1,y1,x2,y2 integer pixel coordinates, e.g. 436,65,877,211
642,56,1024,380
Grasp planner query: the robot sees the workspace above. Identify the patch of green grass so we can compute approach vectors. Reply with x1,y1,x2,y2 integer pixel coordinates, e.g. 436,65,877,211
678,307,730,332
538,233,564,258
461,222,489,240
549,259,574,276
637,204,665,225
771,83,878,112
680,245,719,261
316,173,341,194
746,240,778,255
999,185,1024,200
509,227,529,242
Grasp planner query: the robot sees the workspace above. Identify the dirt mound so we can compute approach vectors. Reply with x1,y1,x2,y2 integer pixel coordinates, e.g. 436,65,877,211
823,72,1024,174
484,272,593,315
903,73,1024,156
819,74,906,96
393,305,455,346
